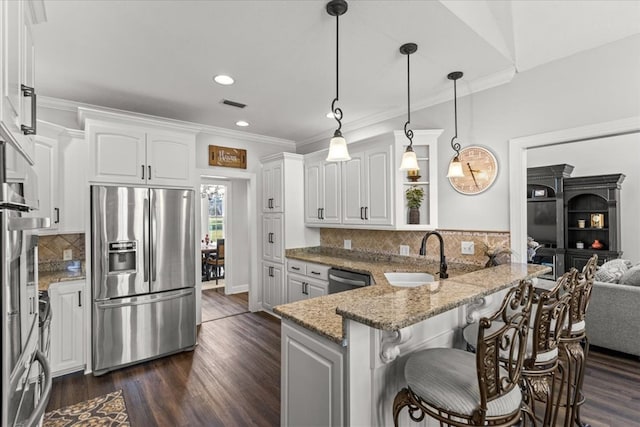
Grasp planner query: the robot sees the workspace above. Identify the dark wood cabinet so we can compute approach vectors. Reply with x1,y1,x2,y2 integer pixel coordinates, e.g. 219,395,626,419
563,174,625,270
527,164,574,279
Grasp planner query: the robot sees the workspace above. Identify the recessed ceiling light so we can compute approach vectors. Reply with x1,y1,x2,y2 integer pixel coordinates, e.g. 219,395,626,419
236,120,249,127
214,75,234,85
326,112,335,119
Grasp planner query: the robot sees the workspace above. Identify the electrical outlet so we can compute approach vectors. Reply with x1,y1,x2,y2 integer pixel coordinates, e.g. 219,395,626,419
344,239,351,250
63,249,73,260
461,241,475,255
399,245,410,256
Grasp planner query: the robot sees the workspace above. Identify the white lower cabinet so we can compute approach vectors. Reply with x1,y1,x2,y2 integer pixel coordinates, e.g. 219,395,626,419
286,259,329,303
49,280,85,376
262,262,283,311
281,320,344,427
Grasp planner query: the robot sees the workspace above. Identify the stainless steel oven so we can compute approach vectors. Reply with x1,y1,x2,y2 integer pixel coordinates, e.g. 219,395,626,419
328,268,371,294
1,139,52,427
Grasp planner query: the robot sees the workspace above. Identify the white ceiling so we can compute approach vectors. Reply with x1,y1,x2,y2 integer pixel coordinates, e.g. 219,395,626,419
34,0,640,145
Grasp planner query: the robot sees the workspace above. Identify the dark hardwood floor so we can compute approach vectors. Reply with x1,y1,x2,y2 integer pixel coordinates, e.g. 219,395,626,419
46,293,639,426
201,288,248,323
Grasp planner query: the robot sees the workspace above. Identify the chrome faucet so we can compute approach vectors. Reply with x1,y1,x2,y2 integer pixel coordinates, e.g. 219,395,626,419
419,231,448,279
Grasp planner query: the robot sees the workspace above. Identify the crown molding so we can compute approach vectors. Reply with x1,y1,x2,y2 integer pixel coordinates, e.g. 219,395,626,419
39,96,296,148
297,66,516,147
36,119,84,140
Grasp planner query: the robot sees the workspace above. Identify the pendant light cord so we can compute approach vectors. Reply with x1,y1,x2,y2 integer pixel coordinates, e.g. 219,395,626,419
331,14,343,133
404,51,413,146
450,76,460,156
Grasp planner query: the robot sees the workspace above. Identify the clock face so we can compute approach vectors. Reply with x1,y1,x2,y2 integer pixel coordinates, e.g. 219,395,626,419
448,146,498,195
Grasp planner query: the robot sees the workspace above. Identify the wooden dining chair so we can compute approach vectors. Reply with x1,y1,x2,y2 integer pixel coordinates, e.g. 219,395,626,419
206,239,225,285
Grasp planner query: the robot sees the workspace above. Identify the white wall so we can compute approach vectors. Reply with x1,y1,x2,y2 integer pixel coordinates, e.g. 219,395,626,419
527,132,640,263
298,35,640,232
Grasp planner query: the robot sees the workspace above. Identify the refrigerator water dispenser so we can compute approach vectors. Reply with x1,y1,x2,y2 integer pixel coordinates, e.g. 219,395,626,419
108,241,137,273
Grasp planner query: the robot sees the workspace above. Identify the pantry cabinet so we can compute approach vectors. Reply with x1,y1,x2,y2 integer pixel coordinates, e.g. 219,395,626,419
84,116,196,187
262,262,284,311
49,280,86,376
262,159,284,213
262,214,284,264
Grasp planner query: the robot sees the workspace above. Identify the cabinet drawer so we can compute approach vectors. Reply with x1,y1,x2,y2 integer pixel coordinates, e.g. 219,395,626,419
287,260,307,275
305,263,329,281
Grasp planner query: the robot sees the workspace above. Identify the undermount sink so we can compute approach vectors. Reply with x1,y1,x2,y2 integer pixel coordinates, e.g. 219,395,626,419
384,272,435,288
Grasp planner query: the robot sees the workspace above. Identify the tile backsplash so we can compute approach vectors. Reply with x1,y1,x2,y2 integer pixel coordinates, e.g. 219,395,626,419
38,233,85,271
320,229,511,266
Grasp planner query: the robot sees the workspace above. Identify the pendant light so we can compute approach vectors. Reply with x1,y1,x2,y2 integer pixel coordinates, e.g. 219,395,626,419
399,43,419,171
325,0,351,162
446,71,465,178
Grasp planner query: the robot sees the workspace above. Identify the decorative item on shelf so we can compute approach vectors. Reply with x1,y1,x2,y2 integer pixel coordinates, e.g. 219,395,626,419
398,42,420,171
405,186,424,224
481,238,512,268
532,188,547,198
591,239,604,250
590,213,604,229
407,169,421,182
325,0,351,162
577,219,586,228
576,241,585,249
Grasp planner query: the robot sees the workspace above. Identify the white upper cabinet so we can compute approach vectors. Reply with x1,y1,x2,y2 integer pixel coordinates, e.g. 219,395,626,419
262,159,284,212
304,130,441,230
85,116,195,187
304,155,341,225
32,136,58,230
0,0,44,161
342,143,393,226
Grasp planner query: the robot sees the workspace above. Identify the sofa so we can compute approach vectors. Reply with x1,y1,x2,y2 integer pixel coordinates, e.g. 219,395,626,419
585,259,640,357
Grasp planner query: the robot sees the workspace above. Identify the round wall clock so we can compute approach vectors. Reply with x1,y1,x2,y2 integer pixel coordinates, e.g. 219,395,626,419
448,146,498,195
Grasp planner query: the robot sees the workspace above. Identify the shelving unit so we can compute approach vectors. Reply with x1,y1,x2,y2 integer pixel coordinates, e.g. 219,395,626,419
526,164,574,279
563,174,625,271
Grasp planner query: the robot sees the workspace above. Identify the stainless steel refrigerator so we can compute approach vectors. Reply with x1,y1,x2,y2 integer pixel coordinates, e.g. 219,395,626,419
91,185,196,375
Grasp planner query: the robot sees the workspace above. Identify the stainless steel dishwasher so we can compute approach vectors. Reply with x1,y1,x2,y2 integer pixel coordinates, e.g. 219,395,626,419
328,268,371,294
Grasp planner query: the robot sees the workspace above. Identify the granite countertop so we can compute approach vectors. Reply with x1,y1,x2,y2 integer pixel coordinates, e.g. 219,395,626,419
39,270,86,292
274,248,550,345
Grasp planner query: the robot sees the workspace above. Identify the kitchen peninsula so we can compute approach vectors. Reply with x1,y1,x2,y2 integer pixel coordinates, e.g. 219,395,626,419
274,248,550,426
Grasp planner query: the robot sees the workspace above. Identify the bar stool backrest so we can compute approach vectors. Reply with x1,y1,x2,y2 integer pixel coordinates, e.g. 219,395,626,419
476,279,534,415
563,255,598,338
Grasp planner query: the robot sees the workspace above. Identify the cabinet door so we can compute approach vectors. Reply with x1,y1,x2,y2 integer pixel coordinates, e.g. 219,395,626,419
58,136,88,233
286,275,306,303
33,137,58,230
307,281,327,299
322,161,342,224
304,160,322,224
282,321,344,427
2,0,22,133
146,131,193,187
49,281,85,376
365,145,393,225
262,263,282,310
262,160,284,212
89,123,146,184
19,4,36,159
341,152,366,225
263,214,283,263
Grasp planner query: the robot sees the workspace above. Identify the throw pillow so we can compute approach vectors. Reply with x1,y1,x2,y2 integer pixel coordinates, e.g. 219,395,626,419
620,264,640,287
594,259,629,283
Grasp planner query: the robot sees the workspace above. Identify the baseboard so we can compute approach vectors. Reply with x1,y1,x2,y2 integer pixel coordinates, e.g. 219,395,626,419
227,284,248,294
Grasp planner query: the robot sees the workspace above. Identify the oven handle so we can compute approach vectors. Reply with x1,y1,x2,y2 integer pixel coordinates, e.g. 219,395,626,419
20,350,52,427
329,274,367,287
8,217,51,231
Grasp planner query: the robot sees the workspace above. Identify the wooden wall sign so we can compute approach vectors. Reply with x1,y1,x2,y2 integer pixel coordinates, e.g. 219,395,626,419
208,145,247,169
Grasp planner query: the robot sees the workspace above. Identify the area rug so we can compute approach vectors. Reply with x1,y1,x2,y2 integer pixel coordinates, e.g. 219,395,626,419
44,389,130,426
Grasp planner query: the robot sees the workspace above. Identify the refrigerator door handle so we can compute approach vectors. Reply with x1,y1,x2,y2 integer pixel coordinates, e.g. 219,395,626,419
22,350,52,427
150,190,157,282
97,289,193,309
143,198,149,284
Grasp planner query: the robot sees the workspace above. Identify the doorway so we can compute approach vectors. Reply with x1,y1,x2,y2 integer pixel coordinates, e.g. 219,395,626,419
201,183,226,291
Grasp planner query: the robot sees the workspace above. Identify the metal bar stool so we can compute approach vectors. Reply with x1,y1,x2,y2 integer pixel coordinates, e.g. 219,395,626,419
556,255,598,427
393,280,535,427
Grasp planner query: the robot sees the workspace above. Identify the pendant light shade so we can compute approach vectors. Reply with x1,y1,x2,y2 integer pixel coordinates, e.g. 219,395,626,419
446,71,465,178
398,42,419,171
325,0,351,162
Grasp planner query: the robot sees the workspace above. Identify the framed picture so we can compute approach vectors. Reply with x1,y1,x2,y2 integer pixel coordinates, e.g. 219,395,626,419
532,188,547,198
590,213,604,229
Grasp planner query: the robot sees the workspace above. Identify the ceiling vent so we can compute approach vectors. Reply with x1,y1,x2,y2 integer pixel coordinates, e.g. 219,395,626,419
222,99,247,109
